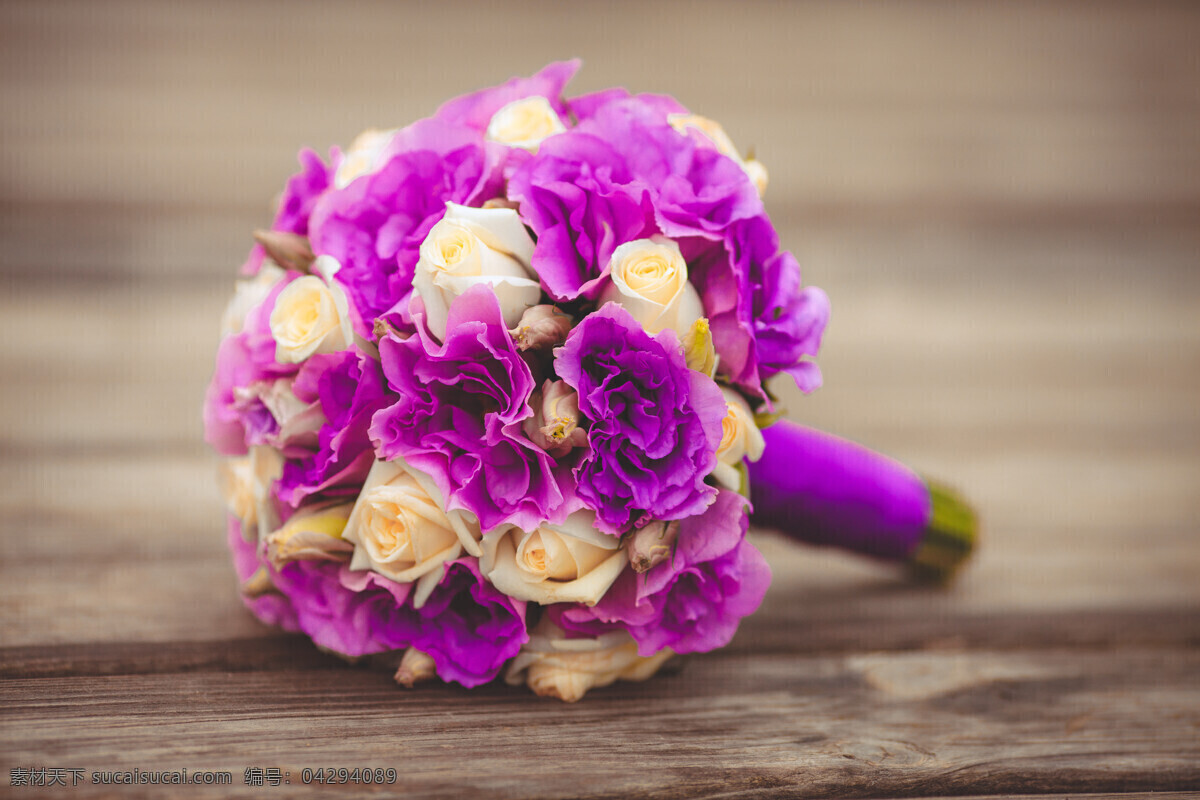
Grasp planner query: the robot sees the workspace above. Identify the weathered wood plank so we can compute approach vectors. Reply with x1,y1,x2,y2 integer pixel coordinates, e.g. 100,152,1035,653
1,3,1197,796
897,796,1200,800
1,648,1197,799
4,602,1199,679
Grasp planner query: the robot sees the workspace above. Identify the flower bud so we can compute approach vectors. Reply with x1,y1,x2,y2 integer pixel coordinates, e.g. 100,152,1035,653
252,230,315,273
681,317,717,377
525,647,673,702
510,305,573,351
626,519,680,573
394,647,438,688
264,504,355,569
482,197,521,211
525,380,588,457
506,620,674,703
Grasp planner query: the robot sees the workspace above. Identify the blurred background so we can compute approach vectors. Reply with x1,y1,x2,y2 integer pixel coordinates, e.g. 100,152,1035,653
1,1,1197,645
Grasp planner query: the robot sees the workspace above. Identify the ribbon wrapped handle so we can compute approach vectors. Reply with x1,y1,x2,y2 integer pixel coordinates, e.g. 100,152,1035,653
747,420,978,583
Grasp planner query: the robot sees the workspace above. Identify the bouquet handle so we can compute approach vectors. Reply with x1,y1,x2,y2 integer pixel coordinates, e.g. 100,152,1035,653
747,420,978,582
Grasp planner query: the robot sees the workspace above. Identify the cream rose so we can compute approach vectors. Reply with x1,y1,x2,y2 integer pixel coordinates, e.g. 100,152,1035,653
712,387,766,490
480,510,627,605
268,256,354,364
413,202,541,341
249,445,283,543
218,456,258,528
334,127,398,189
221,262,286,337
505,619,673,703
342,458,483,608
668,113,769,196
485,96,566,152
597,236,703,336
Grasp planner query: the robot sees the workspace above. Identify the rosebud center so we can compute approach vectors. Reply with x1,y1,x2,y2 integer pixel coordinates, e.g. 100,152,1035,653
487,96,564,147
365,499,413,561
434,224,479,272
619,247,683,306
271,278,337,347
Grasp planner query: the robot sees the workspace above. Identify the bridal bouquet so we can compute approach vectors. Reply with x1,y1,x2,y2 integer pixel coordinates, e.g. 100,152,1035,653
205,61,973,701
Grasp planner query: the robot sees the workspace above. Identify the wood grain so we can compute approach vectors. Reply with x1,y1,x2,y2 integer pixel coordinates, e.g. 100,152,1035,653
2,1,1198,797
2,649,1198,799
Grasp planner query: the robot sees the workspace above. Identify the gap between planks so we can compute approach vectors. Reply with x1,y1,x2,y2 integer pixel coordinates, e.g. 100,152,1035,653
2,606,1199,680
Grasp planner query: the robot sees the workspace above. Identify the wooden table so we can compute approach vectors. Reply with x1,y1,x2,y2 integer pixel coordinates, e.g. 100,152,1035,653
2,2,1198,797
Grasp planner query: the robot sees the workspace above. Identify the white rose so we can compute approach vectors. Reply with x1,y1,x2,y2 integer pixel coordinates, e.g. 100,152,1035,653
221,262,286,337
480,510,627,606
712,388,766,490
485,96,566,152
342,458,483,608
668,113,768,196
268,256,354,364
598,236,703,336
505,619,674,703
249,445,283,544
217,456,258,528
334,127,398,189
413,202,541,341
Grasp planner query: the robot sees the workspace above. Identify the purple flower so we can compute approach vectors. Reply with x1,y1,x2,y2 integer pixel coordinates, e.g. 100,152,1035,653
273,560,408,657
555,303,726,534
507,131,653,301
276,148,334,236
308,118,506,333
551,490,770,656
506,93,763,303
269,559,528,686
242,148,332,276
203,280,298,456
576,97,763,241
690,215,829,397
434,60,579,132
753,249,830,393
275,348,390,509
226,516,300,632
371,284,578,531
401,559,528,688
568,89,687,124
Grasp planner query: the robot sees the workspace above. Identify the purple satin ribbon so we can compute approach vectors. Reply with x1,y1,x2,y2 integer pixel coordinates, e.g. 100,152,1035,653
747,420,932,561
